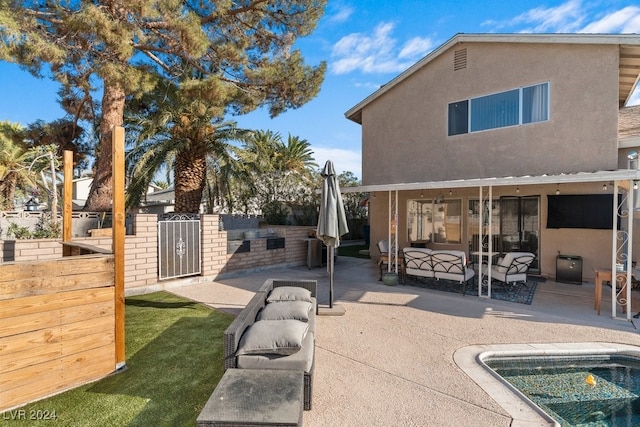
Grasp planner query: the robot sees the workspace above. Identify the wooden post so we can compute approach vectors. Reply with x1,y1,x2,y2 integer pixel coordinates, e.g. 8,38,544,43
112,126,126,369
63,151,73,243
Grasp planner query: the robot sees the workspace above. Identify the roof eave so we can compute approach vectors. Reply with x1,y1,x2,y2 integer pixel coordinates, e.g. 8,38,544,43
345,33,640,122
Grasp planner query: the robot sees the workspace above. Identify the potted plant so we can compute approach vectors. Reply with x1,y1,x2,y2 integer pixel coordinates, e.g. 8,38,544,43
382,271,399,286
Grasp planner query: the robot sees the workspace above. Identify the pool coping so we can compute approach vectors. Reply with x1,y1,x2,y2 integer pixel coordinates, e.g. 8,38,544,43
453,342,640,427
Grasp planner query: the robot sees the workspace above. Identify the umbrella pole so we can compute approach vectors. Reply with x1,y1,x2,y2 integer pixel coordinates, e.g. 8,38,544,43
329,246,334,308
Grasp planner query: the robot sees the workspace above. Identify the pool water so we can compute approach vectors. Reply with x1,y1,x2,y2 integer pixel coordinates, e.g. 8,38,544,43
486,355,640,427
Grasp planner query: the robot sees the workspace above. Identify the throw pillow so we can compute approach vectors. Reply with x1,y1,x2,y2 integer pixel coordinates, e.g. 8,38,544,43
257,300,313,322
237,319,309,356
266,286,313,303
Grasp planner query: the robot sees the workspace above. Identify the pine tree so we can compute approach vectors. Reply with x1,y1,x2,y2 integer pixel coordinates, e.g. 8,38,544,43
1,0,327,210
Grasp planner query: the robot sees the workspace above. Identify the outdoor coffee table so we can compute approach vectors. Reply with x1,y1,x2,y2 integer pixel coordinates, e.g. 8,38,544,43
197,368,304,426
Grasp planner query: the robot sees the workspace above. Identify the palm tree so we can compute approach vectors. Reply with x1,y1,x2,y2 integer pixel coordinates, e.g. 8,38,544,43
280,134,318,172
152,180,170,190
0,122,38,210
234,131,318,220
126,79,251,213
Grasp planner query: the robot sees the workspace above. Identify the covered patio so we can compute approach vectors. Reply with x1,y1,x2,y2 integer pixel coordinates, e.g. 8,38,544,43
345,168,640,321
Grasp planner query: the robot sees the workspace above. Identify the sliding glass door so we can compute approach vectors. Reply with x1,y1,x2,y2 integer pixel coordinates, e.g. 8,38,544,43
499,196,539,272
468,196,539,273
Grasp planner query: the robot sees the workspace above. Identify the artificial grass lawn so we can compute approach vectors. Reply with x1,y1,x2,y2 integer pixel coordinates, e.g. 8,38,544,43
337,244,370,259
2,292,233,427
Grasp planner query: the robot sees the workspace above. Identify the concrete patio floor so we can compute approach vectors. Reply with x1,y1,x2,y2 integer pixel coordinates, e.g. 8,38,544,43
166,255,640,427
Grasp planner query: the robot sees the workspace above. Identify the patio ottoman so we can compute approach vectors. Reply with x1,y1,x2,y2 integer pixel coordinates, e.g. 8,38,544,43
197,368,304,427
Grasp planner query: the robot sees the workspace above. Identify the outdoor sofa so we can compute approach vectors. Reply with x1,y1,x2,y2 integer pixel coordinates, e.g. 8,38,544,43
222,278,317,411
402,247,476,293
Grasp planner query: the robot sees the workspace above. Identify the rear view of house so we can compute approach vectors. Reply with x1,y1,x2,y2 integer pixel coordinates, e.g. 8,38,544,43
346,33,640,309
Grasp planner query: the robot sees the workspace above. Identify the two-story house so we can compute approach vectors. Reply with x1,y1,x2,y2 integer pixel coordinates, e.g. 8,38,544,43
345,33,640,314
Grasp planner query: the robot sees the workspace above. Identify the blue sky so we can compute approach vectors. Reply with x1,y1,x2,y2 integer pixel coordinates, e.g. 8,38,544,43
1,0,640,179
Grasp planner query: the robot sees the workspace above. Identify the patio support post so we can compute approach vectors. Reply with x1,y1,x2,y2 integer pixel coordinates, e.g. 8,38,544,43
612,182,618,319
626,180,634,320
477,186,483,297
611,180,633,320
476,186,493,298
387,191,391,273
387,190,399,274
394,190,399,273
488,186,493,298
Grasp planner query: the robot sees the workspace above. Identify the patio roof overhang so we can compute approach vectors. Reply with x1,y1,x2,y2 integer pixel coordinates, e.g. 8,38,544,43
341,169,640,194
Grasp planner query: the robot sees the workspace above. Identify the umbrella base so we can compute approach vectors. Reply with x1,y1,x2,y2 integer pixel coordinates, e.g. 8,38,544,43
318,304,346,316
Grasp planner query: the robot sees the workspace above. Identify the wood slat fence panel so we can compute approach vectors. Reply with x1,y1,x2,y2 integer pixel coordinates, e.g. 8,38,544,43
0,256,116,412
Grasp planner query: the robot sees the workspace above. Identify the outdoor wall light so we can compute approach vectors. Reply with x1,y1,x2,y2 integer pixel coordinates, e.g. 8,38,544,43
555,185,560,195
516,186,520,193
635,181,639,190
448,189,452,196
629,150,639,170
25,198,39,212
602,183,608,191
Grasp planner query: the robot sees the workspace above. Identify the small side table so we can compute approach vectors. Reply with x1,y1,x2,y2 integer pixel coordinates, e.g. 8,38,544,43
593,268,629,315
197,369,304,427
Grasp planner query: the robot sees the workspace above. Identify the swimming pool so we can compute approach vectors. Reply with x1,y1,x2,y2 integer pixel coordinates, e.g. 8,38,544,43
454,343,640,427
486,354,640,426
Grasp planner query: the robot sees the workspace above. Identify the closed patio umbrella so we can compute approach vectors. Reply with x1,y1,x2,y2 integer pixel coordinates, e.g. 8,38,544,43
316,160,349,309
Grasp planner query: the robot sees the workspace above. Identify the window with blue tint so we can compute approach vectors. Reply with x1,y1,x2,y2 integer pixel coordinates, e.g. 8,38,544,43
448,100,468,136
522,83,549,124
448,82,549,136
470,89,519,132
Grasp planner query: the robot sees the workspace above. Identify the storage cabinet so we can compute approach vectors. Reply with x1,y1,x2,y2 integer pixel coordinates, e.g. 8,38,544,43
556,255,583,284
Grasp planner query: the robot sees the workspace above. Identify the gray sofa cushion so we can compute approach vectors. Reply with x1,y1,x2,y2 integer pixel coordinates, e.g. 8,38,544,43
237,331,315,373
258,300,313,322
236,319,309,356
267,286,313,303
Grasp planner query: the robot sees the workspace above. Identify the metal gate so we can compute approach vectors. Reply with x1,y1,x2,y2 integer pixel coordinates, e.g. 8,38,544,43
158,215,201,280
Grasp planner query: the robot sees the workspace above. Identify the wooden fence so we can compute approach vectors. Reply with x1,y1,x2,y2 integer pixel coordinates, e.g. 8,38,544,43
0,254,116,412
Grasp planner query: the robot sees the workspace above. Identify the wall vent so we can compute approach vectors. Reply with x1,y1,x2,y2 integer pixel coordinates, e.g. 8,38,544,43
454,48,467,71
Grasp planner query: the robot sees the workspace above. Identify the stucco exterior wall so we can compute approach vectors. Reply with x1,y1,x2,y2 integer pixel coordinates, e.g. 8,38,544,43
361,42,620,185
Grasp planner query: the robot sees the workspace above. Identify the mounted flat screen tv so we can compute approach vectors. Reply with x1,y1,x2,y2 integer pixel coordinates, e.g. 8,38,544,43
547,194,617,229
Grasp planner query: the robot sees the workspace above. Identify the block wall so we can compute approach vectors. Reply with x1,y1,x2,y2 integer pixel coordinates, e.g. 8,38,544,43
0,215,313,291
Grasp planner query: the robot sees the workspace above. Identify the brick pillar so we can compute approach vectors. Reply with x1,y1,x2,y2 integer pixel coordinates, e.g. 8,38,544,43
201,214,227,277
124,214,158,290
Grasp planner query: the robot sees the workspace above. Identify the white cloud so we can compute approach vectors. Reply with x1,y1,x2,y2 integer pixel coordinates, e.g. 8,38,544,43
354,81,383,91
399,37,434,59
581,6,640,33
312,146,362,179
483,0,585,32
484,1,640,34
326,4,354,24
330,22,432,75
509,0,585,32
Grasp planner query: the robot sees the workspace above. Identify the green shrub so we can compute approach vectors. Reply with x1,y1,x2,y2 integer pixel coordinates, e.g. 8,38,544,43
262,201,289,225
6,215,61,239
6,222,32,239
